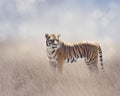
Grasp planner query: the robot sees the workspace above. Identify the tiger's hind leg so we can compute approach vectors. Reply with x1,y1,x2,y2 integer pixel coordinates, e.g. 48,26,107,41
87,63,98,72
85,58,99,72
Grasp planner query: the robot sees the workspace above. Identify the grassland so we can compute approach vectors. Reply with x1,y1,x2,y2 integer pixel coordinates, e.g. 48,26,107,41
0,40,120,96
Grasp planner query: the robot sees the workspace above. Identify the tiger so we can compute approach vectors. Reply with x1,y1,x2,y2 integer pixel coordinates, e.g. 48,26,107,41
45,33,104,73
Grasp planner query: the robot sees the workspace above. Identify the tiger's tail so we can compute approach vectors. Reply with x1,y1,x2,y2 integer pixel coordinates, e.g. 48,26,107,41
98,46,104,70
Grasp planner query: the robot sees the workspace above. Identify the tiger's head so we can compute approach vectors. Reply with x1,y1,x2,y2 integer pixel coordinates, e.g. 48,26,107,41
45,33,61,49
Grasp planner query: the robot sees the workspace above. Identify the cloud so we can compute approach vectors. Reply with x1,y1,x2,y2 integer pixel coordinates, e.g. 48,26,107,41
0,22,18,41
0,0,120,43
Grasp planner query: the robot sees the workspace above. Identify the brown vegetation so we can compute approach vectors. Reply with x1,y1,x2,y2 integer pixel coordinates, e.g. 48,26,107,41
0,41,120,96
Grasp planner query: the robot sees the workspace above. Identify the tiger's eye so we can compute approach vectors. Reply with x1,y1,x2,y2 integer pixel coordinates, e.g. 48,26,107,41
50,39,54,43
48,42,52,45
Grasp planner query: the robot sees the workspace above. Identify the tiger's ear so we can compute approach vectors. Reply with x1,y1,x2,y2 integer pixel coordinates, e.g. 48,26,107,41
57,34,60,39
45,33,49,39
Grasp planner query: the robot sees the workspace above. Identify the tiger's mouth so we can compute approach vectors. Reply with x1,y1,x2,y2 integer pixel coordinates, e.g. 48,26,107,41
52,46,57,49
52,44,60,49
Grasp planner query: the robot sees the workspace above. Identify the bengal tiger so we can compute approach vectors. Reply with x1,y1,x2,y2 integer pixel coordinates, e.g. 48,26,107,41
45,33,104,73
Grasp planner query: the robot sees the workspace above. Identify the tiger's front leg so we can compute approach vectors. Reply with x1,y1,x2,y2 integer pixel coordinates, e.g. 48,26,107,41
49,61,57,72
57,60,63,73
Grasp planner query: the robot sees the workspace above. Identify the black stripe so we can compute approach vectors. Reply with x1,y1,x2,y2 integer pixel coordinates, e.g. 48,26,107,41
87,59,97,65
87,55,97,65
71,58,76,63
51,50,55,54
77,45,82,58
67,58,69,63
75,54,79,58
89,52,94,62
68,46,71,57
74,45,79,58
86,45,90,58
72,46,76,56
100,55,102,57
71,58,74,63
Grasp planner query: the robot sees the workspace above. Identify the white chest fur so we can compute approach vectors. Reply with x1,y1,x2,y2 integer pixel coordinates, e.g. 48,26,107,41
46,47,57,62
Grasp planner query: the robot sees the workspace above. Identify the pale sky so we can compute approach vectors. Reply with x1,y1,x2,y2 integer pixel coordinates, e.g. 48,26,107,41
0,0,120,43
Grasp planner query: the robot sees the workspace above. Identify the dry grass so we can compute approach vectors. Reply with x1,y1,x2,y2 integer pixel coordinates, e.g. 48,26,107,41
0,40,120,96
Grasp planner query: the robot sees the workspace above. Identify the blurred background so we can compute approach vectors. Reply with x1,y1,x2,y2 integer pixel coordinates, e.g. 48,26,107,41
0,0,120,96
0,0,120,42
